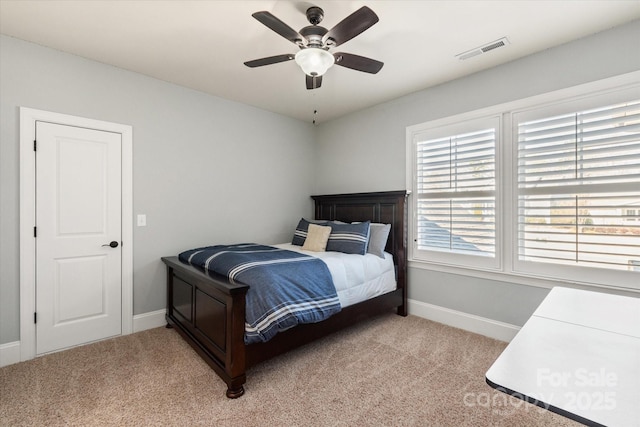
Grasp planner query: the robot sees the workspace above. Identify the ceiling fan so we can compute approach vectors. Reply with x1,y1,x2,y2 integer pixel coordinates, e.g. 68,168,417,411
244,5,383,90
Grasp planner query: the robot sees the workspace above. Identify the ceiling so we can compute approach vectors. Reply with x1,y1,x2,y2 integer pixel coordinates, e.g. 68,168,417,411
1,1,639,123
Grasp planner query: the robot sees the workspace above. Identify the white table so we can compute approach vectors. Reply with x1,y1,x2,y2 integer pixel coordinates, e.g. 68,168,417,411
486,287,640,427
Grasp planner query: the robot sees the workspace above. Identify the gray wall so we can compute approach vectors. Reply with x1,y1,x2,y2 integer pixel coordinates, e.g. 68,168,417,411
314,20,640,326
0,35,316,344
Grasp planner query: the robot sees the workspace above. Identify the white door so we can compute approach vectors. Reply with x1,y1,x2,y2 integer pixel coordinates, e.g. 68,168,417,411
35,121,122,355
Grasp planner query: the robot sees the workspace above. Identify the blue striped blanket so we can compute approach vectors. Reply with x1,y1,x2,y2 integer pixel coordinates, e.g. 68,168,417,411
178,244,341,344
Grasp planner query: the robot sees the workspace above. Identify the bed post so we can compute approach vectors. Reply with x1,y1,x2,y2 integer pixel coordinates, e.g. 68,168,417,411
225,289,248,398
394,191,408,317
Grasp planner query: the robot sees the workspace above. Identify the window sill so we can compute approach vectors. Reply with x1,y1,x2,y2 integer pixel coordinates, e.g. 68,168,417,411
408,258,640,295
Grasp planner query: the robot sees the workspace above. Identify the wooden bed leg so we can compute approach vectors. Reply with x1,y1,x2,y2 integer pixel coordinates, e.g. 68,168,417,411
164,314,173,329
397,303,408,317
226,385,245,399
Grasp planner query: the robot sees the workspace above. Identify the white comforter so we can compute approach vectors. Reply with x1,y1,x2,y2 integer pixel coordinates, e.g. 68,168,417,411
275,243,397,308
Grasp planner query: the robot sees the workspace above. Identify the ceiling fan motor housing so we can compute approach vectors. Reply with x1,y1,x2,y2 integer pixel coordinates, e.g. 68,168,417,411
299,25,328,48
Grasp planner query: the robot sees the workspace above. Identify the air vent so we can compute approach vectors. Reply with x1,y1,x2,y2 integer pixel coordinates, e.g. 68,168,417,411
456,37,510,60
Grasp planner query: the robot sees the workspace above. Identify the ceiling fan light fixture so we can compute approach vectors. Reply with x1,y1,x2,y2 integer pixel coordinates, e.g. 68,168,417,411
294,48,334,77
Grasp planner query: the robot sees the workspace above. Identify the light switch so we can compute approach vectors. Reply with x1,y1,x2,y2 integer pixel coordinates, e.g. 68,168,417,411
137,214,147,227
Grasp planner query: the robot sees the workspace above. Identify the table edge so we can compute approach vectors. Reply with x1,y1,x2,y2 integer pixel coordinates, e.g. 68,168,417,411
485,376,606,427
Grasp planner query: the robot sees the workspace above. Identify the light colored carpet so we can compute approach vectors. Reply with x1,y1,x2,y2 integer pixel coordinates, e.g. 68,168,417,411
0,314,579,426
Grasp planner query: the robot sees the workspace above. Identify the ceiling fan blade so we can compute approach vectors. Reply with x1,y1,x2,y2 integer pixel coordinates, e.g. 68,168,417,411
334,52,383,74
306,75,322,90
323,6,379,47
244,54,294,68
252,11,304,45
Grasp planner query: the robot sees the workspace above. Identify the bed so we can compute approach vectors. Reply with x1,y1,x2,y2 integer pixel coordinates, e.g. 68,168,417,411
161,190,408,398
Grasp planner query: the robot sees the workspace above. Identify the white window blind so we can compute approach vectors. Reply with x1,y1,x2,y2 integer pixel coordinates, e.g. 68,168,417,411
517,100,640,271
416,125,496,257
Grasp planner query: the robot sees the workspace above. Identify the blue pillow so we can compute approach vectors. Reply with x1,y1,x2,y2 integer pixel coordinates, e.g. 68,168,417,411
326,221,371,255
292,218,328,246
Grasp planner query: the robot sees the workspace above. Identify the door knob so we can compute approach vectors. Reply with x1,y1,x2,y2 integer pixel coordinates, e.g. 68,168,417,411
102,241,119,248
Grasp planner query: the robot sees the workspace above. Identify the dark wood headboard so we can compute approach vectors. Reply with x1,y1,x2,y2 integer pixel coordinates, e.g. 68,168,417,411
311,190,409,304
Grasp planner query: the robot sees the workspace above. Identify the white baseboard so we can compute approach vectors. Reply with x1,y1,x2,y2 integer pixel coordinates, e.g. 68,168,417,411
0,341,21,368
132,309,167,333
2,305,512,367
1,310,167,368
408,299,520,342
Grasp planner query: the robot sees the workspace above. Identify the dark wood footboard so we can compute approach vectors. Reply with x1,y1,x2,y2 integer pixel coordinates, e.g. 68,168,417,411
163,256,249,398
163,190,408,398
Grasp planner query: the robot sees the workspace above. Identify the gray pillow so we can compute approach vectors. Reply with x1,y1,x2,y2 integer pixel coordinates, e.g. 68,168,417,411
367,223,391,258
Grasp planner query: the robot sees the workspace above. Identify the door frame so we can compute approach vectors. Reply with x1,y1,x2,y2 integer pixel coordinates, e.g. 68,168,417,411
19,107,133,360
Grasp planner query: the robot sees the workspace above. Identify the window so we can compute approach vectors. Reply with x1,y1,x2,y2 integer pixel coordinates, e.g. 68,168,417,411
625,209,639,221
407,75,640,290
515,99,640,272
409,116,500,269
